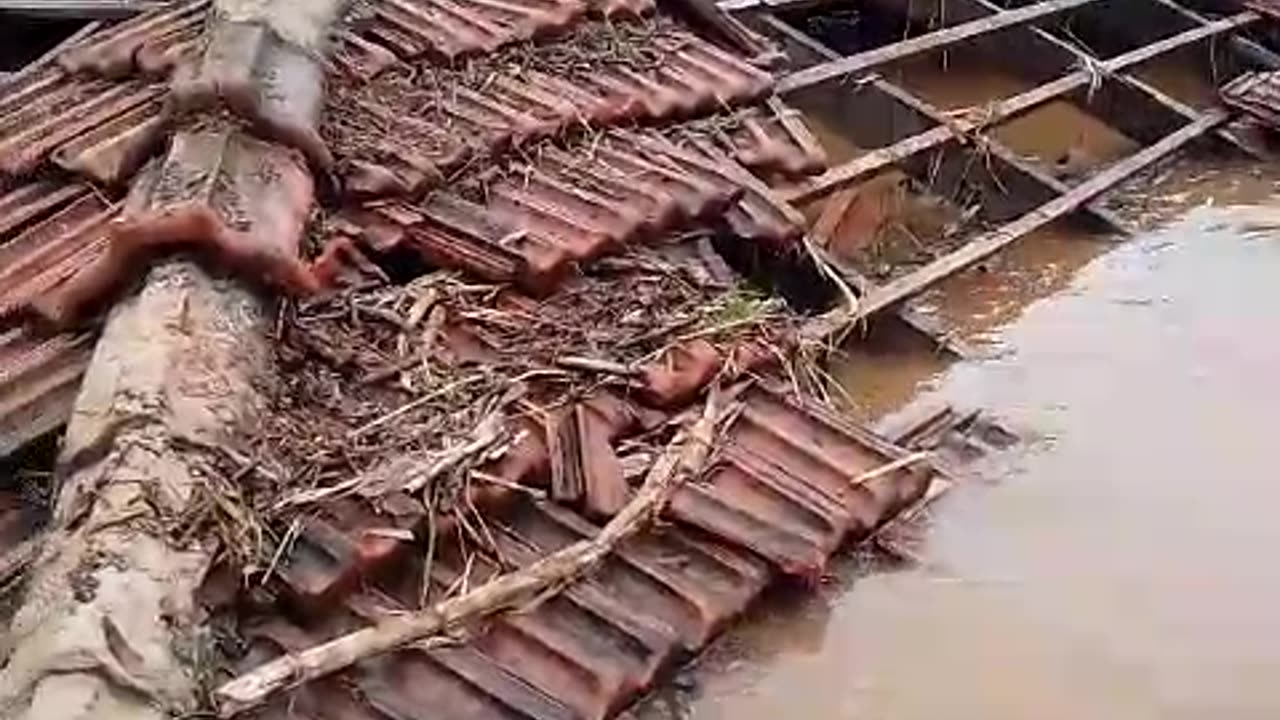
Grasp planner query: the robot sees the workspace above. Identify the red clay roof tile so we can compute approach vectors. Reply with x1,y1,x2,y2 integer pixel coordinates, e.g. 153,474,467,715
232,379,929,719
0,329,92,457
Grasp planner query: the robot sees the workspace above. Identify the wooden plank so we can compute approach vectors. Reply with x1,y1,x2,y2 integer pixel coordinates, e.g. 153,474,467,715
781,13,1254,204
777,0,1102,93
993,1,1263,157
871,76,1134,234
855,111,1225,318
758,12,840,60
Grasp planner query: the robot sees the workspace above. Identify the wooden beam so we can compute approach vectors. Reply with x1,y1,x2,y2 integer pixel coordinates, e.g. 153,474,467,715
754,18,977,357
781,12,1254,204
1150,0,1280,69
869,76,1133,234
758,11,840,61
855,111,1225,318
994,3,1264,157
778,0,1102,93
718,0,825,12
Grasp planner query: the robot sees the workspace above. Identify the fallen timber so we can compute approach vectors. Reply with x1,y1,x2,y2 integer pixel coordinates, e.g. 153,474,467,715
0,0,1271,715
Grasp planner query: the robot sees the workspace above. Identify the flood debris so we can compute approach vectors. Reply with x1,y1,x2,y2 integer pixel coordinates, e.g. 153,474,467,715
213,389,734,716
1222,68,1280,131
0,0,1271,715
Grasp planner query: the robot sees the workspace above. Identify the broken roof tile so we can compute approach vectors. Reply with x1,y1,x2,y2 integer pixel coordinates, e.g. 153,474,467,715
234,378,928,719
728,102,829,179
324,21,774,199
50,95,168,186
0,329,92,457
0,77,164,179
349,0,587,63
57,0,210,78
30,129,318,329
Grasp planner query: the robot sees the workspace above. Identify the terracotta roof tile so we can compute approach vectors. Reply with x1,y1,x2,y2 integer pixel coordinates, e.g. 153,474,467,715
0,329,92,457
56,0,210,78
349,0,587,62
0,7,914,716
324,22,775,200
0,184,114,320
232,379,929,719
1222,70,1280,129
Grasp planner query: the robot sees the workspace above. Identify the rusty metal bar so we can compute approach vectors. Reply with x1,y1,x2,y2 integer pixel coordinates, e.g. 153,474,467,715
781,12,1255,204
778,0,1104,93
855,110,1226,318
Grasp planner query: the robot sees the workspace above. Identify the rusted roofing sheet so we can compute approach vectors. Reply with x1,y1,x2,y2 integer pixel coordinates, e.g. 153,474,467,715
238,382,931,720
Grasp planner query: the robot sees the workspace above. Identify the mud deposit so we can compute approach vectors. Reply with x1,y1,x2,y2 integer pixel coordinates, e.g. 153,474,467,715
633,166,1280,719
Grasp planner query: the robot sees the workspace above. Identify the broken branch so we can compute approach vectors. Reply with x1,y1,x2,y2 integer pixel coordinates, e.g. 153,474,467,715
213,389,731,717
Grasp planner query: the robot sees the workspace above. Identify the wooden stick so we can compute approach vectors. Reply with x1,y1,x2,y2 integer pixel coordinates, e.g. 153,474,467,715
851,450,931,486
777,0,1102,93
555,355,638,377
402,410,505,493
213,390,732,717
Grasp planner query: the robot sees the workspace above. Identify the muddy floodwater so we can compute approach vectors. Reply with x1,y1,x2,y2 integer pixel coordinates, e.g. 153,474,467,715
634,167,1280,719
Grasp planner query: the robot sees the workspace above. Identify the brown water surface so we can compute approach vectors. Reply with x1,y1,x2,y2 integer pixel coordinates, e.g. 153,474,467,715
635,176,1280,719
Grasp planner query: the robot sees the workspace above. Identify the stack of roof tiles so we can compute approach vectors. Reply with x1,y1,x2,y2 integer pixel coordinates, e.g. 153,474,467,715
0,2,944,718
0,0,829,455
